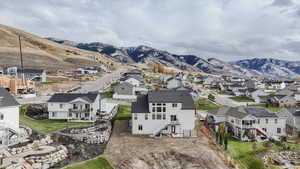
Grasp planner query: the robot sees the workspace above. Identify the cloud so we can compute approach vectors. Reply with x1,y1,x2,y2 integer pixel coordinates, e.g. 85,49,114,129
0,0,300,61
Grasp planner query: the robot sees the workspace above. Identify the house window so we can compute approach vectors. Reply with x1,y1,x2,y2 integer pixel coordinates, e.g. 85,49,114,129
145,114,148,120
152,103,155,106
157,114,162,120
265,119,268,124
275,119,278,124
60,104,63,109
138,125,143,131
262,128,267,132
157,107,162,112
277,128,281,134
163,107,166,112
69,113,72,117
73,104,77,109
172,103,177,108
152,107,156,112
152,114,156,120
134,114,138,120
171,115,177,121
163,114,166,120
52,112,57,117
0,113,3,120
257,119,260,124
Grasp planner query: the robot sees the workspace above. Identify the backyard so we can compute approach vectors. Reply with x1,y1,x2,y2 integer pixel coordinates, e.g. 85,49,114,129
196,98,220,111
65,156,113,169
227,138,300,169
230,96,254,102
114,105,131,120
20,105,91,134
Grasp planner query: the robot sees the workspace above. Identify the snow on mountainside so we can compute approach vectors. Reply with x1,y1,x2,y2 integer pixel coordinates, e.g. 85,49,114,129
47,38,299,78
234,58,300,78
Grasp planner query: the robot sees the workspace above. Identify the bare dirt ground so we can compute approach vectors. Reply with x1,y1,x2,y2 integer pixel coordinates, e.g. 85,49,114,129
104,120,231,169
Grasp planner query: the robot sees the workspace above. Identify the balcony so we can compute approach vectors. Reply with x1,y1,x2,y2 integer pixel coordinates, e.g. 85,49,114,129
69,108,92,113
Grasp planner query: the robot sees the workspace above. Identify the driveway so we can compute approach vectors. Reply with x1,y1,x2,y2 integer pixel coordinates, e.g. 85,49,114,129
215,94,248,107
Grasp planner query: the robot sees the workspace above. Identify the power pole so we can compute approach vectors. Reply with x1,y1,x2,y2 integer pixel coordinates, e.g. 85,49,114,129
18,35,25,86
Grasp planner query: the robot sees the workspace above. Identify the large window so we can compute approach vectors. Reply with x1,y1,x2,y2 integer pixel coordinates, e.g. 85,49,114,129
134,113,138,120
172,103,177,108
171,115,177,121
265,119,269,124
152,114,156,120
152,103,166,113
157,114,162,120
52,112,57,117
277,128,281,134
138,125,143,131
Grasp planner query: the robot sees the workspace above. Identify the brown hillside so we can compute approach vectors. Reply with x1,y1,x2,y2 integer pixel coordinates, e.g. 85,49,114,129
0,24,118,72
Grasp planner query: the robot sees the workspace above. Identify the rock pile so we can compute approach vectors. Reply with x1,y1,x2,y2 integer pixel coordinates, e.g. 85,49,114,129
59,121,111,144
25,145,68,169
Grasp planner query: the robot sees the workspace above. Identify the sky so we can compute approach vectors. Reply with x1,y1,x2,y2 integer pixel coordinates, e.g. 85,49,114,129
1,0,300,61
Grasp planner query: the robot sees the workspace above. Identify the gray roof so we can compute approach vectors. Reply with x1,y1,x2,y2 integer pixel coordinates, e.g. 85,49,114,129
0,88,19,107
131,95,150,113
148,90,195,109
285,108,300,117
209,106,277,119
17,68,44,74
245,107,277,118
48,93,98,103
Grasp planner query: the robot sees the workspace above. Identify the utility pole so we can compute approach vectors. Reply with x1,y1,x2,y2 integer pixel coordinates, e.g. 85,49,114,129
18,35,25,87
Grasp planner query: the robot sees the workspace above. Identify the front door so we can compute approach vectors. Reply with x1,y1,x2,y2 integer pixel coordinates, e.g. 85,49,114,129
171,125,176,134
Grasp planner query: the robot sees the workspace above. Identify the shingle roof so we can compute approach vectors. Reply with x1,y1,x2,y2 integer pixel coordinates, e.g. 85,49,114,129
17,68,44,74
131,95,150,113
48,93,98,103
285,108,300,117
245,107,278,118
148,90,195,109
0,88,19,107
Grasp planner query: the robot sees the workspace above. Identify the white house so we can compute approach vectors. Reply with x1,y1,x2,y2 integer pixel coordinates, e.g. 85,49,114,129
131,90,196,137
246,89,268,103
0,88,20,145
125,77,141,87
47,93,101,122
112,82,137,100
206,106,287,141
280,108,300,137
166,77,183,89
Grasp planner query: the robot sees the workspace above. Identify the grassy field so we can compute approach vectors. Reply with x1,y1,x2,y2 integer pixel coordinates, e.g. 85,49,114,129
20,105,91,134
65,156,113,169
40,81,62,85
249,104,282,112
114,105,131,120
227,138,300,169
101,91,113,98
196,98,220,111
230,96,254,102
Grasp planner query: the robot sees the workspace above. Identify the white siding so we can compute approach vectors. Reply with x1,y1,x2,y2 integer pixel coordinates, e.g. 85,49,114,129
0,106,19,132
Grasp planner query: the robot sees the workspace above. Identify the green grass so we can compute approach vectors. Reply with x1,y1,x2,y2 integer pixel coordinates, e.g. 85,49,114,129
101,91,113,98
65,156,113,169
218,91,231,95
230,96,254,102
227,138,300,169
114,105,131,120
249,104,282,112
20,105,91,134
196,98,220,111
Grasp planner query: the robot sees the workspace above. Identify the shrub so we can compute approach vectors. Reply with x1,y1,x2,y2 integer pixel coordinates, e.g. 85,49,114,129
247,158,266,169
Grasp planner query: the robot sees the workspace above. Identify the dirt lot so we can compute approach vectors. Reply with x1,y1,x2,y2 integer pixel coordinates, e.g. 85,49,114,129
104,120,231,169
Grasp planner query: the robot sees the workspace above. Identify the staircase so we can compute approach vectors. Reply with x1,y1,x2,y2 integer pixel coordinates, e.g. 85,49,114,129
150,122,170,137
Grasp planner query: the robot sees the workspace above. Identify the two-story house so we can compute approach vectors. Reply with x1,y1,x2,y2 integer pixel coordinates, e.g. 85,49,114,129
131,90,196,137
0,88,20,145
47,93,101,122
280,108,300,137
206,106,287,141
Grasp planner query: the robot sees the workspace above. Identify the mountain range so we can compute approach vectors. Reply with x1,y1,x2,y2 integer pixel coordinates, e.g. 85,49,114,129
47,38,300,78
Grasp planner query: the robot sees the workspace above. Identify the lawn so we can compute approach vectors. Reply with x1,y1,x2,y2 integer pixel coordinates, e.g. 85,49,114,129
196,98,220,111
20,105,91,134
101,91,113,98
65,156,113,169
249,104,282,112
227,138,300,169
40,81,62,85
218,91,231,95
114,105,131,120
230,96,254,102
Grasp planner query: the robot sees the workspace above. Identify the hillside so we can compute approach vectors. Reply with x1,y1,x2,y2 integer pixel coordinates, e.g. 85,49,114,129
0,25,117,72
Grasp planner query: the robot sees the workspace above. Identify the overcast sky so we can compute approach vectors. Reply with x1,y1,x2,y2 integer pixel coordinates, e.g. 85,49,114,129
1,0,300,61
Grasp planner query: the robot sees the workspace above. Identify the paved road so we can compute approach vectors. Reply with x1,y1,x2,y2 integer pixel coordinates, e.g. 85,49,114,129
17,68,127,104
215,94,248,107
77,68,126,93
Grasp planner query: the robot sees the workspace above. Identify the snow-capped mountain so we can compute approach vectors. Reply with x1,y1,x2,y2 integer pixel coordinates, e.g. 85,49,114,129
47,38,300,78
234,58,300,78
